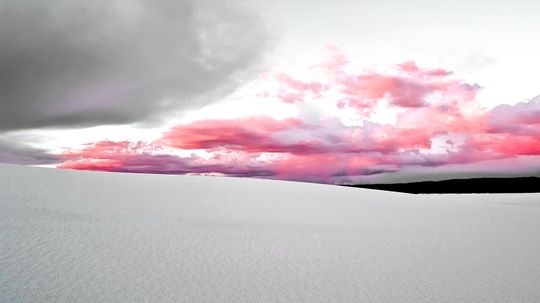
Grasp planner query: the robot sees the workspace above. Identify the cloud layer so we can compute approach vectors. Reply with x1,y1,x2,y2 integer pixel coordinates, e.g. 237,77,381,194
0,0,267,130
0,140,59,165
56,50,540,183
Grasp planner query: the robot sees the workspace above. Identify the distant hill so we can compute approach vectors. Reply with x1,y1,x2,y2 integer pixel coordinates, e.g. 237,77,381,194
346,177,540,194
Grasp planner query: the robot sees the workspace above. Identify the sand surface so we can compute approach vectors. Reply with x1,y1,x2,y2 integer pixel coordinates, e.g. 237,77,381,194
1,164,540,302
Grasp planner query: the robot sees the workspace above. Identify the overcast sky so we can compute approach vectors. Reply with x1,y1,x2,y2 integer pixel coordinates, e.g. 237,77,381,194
1,0,539,183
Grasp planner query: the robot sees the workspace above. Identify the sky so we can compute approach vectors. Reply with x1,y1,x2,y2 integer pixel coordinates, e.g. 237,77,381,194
1,0,540,184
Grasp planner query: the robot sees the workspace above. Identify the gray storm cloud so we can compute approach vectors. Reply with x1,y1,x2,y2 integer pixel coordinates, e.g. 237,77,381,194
0,140,59,165
0,0,268,131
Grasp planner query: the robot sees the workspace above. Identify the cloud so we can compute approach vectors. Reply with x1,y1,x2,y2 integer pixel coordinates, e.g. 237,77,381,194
396,61,452,77
160,117,310,153
160,116,440,156
486,97,540,134
264,47,480,113
59,140,274,177
0,139,59,165
462,96,540,156
0,0,268,131
55,51,540,183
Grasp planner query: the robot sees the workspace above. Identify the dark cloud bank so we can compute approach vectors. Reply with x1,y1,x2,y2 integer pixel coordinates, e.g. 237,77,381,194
0,140,59,165
0,0,268,131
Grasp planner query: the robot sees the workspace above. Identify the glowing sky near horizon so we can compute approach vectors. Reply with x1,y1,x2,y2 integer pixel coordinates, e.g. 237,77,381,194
1,0,540,183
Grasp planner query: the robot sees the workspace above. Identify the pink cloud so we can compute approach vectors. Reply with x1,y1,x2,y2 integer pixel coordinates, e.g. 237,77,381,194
56,49,540,183
263,51,480,115
397,61,452,77
486,98,540,134
159,117,336,154
468,134,540,156
59,142,275,177
274,154,373,182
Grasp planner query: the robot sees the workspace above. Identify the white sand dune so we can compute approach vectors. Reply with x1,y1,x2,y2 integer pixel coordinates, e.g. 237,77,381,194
1,164,540,302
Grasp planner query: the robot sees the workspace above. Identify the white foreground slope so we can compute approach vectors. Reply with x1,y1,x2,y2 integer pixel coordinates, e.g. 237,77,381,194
1,164,540,303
